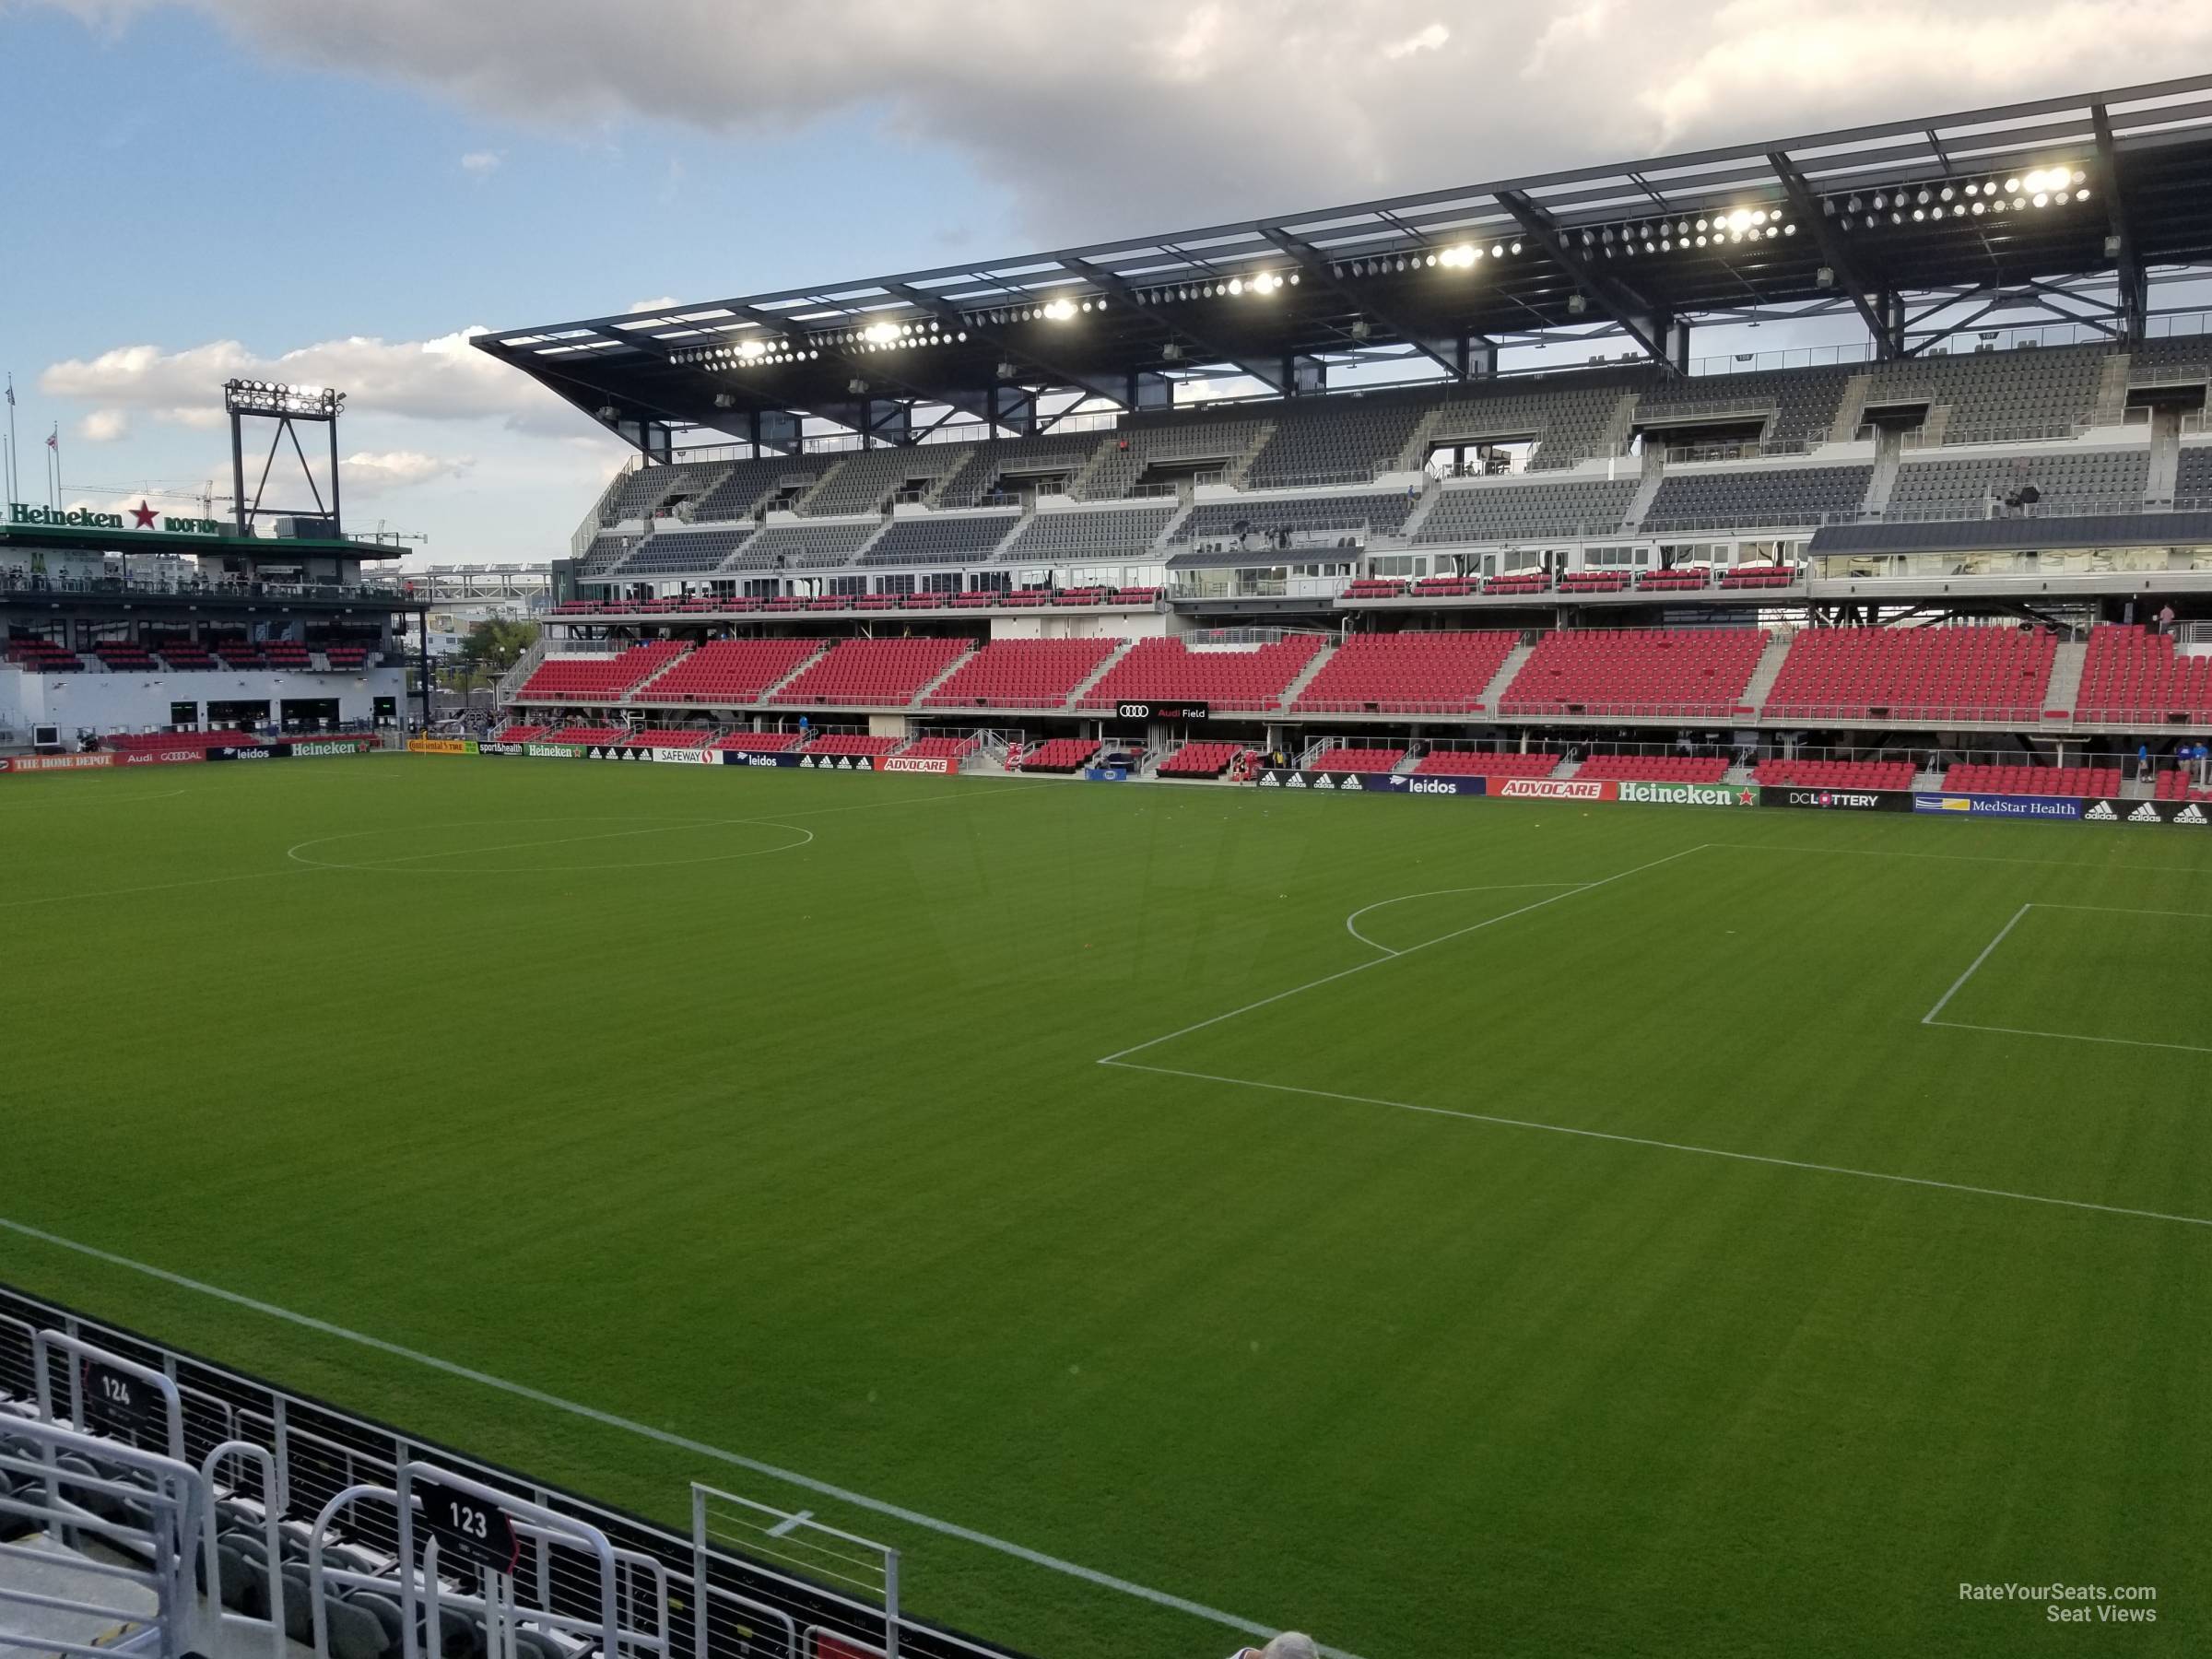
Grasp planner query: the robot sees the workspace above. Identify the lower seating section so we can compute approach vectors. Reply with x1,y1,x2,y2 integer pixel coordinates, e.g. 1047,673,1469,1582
8,640,83,672
1500,629,1766,717
804,733,901,758
1412,749,1560,777
1307,745,1406,774
898,735,978,761
771,637,969,705
1012,737,1100,772
102,729,253,752
493,723,548,742
624,727,712,748
1762,626,2055,721
90,641,159,670
635,639,818,704
1291,631,1517,714
216,642,266,669
324,644,371,669
1753,759,1918,791
1078,634,1323,712
518,642,687,701
1156,740,1253,778
1572,754,1730,783
545,724,632,745
923,638,1118,708
2074,624,2212,724
1944,763,2122,798
265,641,312,669
2154,769,2212,802
708,730,806,752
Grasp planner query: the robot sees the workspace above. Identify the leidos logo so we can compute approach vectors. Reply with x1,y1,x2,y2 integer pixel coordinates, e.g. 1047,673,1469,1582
1406,778,1458,794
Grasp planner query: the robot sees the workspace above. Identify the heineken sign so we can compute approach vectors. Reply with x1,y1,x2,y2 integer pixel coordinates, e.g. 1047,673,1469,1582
9,500,223,536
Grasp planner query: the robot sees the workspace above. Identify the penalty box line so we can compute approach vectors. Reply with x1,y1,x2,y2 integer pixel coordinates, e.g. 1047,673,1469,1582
1922,900,2212,1055
0,1217,1363,1659
1098,843,1714,1066
1096,1064,2212,1233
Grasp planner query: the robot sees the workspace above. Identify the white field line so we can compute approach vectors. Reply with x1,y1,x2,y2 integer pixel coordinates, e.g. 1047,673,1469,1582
1923,1020,2212,1056
0,788,189,807
1921,903,2033,1025
1707,840,2212,876
0,868,299,912
2028,902,2212,920
0,1217,1355,1659
1100,844,1711,1065
1343,884,1585,957
1098,1062,2212,1232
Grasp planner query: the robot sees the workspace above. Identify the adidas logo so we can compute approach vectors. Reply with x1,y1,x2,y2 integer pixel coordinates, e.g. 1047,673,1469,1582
798,756,816,768
1259,773,1280,787
2086,800,2117,820
1314,775,1336,790
834,757,853,770
1342,775,1363,791
1288,774,1307,788
2176,803,2207,825
855,758,872,771
2127,803,2161,824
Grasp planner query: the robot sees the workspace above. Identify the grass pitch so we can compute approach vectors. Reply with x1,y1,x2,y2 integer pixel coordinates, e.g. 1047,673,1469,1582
3,754,2210,1658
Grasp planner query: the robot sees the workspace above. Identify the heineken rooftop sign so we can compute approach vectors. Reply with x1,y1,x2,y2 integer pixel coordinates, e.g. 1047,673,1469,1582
9,500,223,536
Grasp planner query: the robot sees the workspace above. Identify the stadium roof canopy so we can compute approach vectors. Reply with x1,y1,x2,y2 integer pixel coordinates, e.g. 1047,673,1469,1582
478,76,2212,452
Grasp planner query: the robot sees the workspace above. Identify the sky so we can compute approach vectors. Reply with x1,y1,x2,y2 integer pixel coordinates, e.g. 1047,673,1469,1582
4,1,2206,568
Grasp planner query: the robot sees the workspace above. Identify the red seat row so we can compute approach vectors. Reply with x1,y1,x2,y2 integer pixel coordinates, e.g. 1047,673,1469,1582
1763,626,2054,722
804,733,903,757
2074,625,2212,724
1157,741,1253,777
771,638,971,706
1292,631,1517,714
638,639,820,705
1410,749,1561,778
1943,763,2122,798
1306,745,1406,774
1572,754,1731,783
924,638,1119,709
518,642,688,700
1011,737,1100,772
1753,759,1918,791
1500,629,1767,718
1078,635,1322,712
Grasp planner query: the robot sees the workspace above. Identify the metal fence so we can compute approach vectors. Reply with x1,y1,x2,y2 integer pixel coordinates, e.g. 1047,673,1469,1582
0,1289,1026,1659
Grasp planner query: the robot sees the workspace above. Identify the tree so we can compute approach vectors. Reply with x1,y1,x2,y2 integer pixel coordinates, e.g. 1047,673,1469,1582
456,618,538,673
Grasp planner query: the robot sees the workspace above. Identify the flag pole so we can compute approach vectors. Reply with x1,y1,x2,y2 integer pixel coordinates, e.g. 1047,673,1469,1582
47,422,60,508
3,373,16,507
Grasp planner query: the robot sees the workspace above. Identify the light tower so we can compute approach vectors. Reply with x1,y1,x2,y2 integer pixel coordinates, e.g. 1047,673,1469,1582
224,380,347,538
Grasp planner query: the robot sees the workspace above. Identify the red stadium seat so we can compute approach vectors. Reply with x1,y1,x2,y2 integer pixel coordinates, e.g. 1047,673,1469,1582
1291,632,1517,715
1762,627,2055,723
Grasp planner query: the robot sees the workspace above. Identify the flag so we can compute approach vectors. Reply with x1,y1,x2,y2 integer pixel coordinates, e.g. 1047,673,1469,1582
47,428,57,449
4,376,13,407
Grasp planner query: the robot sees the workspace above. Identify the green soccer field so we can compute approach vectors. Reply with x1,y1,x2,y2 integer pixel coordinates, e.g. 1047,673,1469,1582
4,754,2210,1658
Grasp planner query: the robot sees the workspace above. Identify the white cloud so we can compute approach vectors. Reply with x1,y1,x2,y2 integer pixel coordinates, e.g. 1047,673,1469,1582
626,296,681,313
459,148,502,175
78,408,129,442
1382,22,1449,59
40,329,573,431
34,0,2210,236
343,449,476,492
